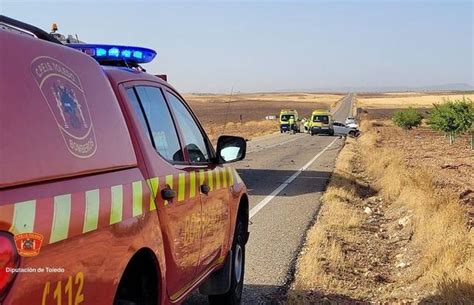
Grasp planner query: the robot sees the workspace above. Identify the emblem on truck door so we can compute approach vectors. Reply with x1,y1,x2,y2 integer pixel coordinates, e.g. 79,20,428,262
31,56,97,158
14,232,44,257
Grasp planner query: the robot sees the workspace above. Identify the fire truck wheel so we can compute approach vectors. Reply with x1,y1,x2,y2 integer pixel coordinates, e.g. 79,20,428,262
208,218,245,305
114,249,159,305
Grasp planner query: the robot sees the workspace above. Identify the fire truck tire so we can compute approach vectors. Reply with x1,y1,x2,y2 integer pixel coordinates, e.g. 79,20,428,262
208,218,245,305
113,249,159,305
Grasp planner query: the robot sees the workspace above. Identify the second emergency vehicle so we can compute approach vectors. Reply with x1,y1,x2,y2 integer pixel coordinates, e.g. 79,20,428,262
309,109,334,136
279,109,300,133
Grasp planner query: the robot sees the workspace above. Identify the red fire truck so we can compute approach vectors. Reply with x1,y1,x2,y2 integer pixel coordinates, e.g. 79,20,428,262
0,16,249,305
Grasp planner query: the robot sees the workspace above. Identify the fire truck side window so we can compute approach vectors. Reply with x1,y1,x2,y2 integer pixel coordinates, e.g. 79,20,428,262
132,86,184,162
126,88,152,144
165,91,211,164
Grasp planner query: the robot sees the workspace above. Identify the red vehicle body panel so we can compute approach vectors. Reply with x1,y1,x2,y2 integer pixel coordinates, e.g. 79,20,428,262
0,31,136,189
0,24,247,305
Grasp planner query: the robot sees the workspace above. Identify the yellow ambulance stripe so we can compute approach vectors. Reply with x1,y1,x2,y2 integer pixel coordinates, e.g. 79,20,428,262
222,167,228,187
165,175,173,205
178,173,186,202
83,189,99,233
110,185,123,224
215,168,221,189
10,200,36,235
147,177,159,211
189,172,196,198
132,181,143,217
228,167,234,186
208,170,214,191
50,194,71,243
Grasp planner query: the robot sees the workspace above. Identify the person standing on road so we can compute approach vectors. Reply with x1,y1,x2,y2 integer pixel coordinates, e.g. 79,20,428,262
289,115,295,133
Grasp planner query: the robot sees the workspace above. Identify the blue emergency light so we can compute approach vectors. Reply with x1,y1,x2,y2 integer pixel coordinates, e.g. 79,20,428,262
67,44,157,64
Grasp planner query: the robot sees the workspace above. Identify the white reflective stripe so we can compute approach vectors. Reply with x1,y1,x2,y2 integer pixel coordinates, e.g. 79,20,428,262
110,185,123,224
50,194,71,243
10,200,36,234
83,189,100,233
132,181,143,217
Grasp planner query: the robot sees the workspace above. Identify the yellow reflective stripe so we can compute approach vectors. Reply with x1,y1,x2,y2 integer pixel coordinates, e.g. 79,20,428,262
147,177,159,211
199,170,205,185
189,172,196,198
228,167,234,186
110,185,123,224
215,168,221,189
208,170,214,191
178,173,186,202
132,181,143,217
83,189,99,233
222,167,228,187
165,175,173,205
50,194,71,243
10,200,36,235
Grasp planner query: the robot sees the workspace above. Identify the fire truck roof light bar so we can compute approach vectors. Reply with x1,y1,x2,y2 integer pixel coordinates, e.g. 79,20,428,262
67,44,157,64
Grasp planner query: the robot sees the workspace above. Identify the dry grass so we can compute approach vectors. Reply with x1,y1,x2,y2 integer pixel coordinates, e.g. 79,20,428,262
288,118,473,303
357,93,474,109
289,138,374,303
360,122,473,301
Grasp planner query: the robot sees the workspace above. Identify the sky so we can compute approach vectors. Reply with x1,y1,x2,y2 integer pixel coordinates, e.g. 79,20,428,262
1,0,473,93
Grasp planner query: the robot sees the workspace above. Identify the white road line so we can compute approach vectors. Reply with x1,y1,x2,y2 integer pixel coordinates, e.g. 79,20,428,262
247,136,301,153
249,137,339,219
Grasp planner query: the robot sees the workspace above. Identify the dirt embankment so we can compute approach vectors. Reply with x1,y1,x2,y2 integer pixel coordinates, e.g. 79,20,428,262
288,119,473,303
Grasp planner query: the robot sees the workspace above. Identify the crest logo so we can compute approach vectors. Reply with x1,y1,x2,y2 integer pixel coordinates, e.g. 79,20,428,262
14,233,44,257
31,57,97,158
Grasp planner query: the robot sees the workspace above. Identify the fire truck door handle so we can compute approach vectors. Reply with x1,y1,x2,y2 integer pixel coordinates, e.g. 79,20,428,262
201,184,210,194
161,188,176,200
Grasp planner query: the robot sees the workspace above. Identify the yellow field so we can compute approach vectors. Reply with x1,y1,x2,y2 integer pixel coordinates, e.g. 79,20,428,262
357,93,474,108
184,92,344,105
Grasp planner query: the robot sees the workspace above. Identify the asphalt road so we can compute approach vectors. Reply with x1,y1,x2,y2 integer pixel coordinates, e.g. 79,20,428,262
185,94,353,304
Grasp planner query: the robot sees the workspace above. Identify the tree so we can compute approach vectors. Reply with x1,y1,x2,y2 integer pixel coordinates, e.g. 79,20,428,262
453,98,474,149
427,97,473,146
392,107,423,130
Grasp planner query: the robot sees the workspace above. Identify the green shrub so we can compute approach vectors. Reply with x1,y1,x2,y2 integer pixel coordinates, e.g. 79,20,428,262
428,97,473,146
392,107,423,130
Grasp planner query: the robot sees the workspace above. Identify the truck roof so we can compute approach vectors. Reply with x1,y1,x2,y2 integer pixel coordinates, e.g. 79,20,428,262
102,66,176,91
